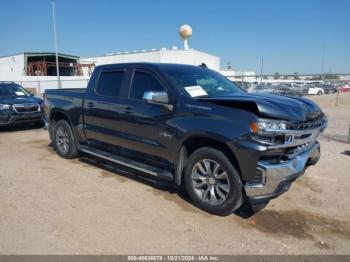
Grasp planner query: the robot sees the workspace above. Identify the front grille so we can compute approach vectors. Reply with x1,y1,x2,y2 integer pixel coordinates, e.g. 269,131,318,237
284,141,315,159
291,113,325,130
13,104,40,113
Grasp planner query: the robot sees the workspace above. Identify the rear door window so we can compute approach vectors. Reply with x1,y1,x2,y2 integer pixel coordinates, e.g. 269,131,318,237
96,71,126,97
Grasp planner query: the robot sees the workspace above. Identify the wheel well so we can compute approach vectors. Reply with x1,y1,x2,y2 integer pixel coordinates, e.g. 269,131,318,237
176,137,241,185
51,110,69,123
49,111,71,139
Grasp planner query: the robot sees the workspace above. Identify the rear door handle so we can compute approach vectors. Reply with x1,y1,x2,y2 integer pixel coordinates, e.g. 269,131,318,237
121,106,134,114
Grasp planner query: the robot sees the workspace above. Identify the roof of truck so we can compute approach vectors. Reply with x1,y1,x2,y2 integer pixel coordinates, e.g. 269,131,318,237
95,62,208,70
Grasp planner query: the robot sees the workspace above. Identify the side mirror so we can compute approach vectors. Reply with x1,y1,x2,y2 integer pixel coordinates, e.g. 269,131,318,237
30,93,35,97
143,91,169,104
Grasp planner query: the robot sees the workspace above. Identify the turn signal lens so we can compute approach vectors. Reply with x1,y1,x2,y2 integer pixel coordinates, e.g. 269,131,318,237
250,122,259,133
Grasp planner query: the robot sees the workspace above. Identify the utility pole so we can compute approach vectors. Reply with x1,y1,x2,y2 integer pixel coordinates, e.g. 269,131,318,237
51,0,61,88
321,45,326,82
260,57,264,83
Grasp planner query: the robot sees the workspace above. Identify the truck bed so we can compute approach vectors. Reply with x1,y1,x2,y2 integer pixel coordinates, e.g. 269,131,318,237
44,88,86,123
45,88,86,98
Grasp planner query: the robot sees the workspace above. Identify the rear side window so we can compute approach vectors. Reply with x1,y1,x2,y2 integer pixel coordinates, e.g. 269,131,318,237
96,71,125,97
130,71,165,100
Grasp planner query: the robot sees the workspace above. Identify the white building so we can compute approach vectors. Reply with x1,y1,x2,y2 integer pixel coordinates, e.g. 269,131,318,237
0,49,255,93
0,53,26,78
220,69,257,82
80,47,221,73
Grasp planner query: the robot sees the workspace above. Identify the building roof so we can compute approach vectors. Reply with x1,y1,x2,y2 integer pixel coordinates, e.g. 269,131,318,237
81,48,219,60
0,52,79,59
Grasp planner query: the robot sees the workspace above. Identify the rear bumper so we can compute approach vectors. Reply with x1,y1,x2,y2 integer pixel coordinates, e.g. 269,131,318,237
244,142,320,204
0,112,43,126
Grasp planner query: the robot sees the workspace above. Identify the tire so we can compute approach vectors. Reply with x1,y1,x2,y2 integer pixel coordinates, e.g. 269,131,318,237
184,147,243,216
53,120,79,159
317,90,323,95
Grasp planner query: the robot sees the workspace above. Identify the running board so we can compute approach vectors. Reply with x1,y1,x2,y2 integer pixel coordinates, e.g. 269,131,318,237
78,145,174,181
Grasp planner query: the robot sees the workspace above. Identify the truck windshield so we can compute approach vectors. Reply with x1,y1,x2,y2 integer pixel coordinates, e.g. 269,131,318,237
0,84,30,98
164,66,243,98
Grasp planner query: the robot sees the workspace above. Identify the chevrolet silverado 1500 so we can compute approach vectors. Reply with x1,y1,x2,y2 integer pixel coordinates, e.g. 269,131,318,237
44,63,327,215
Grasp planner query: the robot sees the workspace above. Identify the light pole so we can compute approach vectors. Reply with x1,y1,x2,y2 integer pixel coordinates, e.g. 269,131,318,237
321,45,326,82
51,0,61,88
260,57,264,83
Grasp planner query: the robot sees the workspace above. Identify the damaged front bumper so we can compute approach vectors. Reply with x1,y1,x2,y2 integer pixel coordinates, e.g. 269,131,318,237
243,114,327,206
244,141,320,204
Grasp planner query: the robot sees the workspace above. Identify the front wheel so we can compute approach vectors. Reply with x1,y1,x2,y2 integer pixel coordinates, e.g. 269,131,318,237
53,120,79,159
317,90,323,95
184,147,243,216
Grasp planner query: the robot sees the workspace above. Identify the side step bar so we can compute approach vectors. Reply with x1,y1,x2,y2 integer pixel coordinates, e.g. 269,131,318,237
78,145,174,181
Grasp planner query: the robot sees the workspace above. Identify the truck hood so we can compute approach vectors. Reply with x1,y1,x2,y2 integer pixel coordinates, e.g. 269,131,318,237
0,96,42,105
198,93,322,121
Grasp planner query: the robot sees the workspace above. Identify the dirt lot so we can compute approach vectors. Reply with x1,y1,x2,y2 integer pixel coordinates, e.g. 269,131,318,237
0,93,349,255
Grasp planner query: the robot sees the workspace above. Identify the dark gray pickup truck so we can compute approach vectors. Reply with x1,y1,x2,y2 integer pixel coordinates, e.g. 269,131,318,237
44,63,327,216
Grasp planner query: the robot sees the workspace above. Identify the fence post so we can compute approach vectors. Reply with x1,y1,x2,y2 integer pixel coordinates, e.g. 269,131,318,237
335,91,339,107
37,79,41,95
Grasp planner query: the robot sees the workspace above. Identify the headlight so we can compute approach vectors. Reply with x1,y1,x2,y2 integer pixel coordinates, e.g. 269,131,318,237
250,119,291,145
0,104,11,110
250,118,289,133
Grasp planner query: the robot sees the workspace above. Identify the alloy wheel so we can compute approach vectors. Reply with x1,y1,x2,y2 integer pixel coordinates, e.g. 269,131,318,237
191,159,230,205
55,126,69,154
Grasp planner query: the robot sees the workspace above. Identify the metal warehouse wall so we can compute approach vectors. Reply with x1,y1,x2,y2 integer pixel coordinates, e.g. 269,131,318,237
0,54,25,78
80,48,220,74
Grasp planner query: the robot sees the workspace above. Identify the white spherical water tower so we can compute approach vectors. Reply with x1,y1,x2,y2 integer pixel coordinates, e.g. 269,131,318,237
179,24,192,50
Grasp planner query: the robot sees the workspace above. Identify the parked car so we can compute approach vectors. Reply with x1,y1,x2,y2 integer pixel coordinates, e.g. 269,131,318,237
249,84,274,94
307,85,325,95
273,85,303,97
317,84,338,94
44,63,327,215
232,81,250,91
285,83,309,96
249,84,302,97
0,82,43,127
339,83,350,92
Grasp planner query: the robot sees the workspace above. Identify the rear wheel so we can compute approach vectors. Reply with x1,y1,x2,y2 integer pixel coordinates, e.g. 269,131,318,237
317,90,323,95
184,147,243,216
53,120,78,159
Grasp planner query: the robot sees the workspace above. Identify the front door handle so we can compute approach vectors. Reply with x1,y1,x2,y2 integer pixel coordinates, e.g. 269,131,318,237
121,106,134,114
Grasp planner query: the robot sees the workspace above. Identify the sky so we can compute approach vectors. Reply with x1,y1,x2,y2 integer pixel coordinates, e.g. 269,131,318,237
0,0,349,74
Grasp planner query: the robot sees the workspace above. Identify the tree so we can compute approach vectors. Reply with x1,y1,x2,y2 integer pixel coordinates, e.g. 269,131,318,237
324,74,338,80
274,72,280,80
311,75,322,80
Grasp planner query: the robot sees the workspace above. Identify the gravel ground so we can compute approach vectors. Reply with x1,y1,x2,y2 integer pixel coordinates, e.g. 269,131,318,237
0,93,349,255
